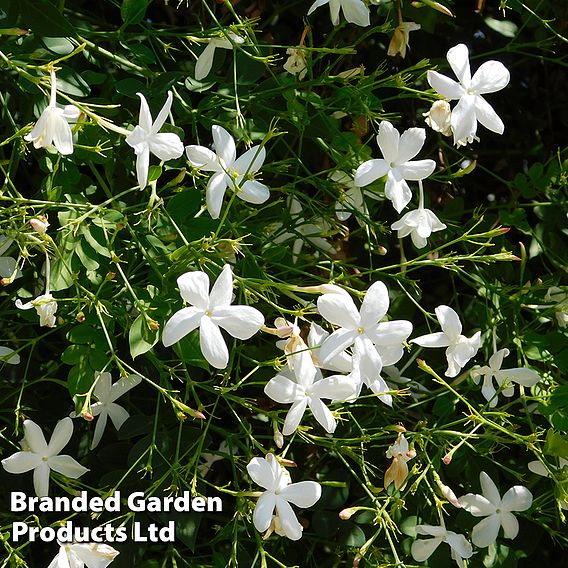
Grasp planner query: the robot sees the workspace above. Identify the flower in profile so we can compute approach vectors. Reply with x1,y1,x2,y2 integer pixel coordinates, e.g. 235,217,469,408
185,125,270,219
391,180,446,248
423,100,453,137
307,0,370,27
384,433,416,490
411,523,472,567
471,348,540,407
427,43,510,147
162,265,264,369
24,69,80,155
388,21,421,58
264,347,354,435
284,48,308,80
528,458,568,510
1,418,88,497
411,305,481,378
125,91,184,189
195,32,245,81
354,121,436,213
247,453,321,540
85,372,142,449
545,286,568,328
0,346,19,365
0,235,21,283
47,542,119,568
459,471,532,547
15,293,57,328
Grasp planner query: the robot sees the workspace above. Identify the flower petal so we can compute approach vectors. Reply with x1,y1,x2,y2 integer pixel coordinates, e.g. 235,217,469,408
212,125,236,168
195,43,217,81
282,398,308,436
341,0,370,27
47,417,73,456
280,481,321,508
238,179,270,204
308,397,336,433
206,171,229,219
208,265,233,308
48,455,88,479
162,306,204,347
135,145,150,189
185,145,220,171
275,496,304,541
151,90,174,134
253,492,276,533
501,485,532,512
471,514,501,548
354,159,389,187
317,291,359,329
149,133,184,161
377,121,400,164
94,372,113,402
211,305,264,339
199,316,229,369
474,95,505,135
107,403,130,431
500,511,519,539
479,471,501,504
445,531,473,559
501,367,540,387
109,374,142,403
136,93,153,132
353,335,383,383
436,305,462,339
69,543,119,568
265,374,302,404
471,61,510,94
411,537,442,562
51,116,74,155
233,145,266,176
1,451,41,473
24,420,48,454
34,461,51,497
427,70,464,100
177,271,210,308
451,94,477,146
91,411,108,450
247,457,276,491
397,128,426,163
411,331,451,348
398,159,436,181
360,281,389,328
447,43,471,86
311,375,356,401
318,328,357,366
384,169,412,213
459,493,497,517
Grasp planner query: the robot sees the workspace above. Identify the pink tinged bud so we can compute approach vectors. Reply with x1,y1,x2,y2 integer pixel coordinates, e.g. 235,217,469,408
437,480,462,508
30,218,49,235
442,454,452,465
82,412,94,422
194,411,206,420
274,430,284,449
339,507,356,520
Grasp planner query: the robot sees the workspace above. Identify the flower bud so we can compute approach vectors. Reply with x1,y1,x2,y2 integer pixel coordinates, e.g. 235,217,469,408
30,217,49,235
339,507,357,520
423,100,452,137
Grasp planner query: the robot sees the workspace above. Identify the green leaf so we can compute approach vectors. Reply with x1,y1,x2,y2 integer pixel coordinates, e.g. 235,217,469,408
120,0,150,26
20,0,76,38
544,430,568,459
129,314,158,359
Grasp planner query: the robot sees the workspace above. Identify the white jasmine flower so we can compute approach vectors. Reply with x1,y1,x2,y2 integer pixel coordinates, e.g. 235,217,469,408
332,170,375,223
545,286,568,328
471,348,540,407
354,121,436,213
264,347,354,435
427,43,510,147
195,32,245,81
0,235,20,281
272,197,336,264
16,293,57,328
0,346,20,365
528,458,568,510
411,523,472,567
283,48,308,80
24,69,80,155
47,542,119,568
459,471,532,547
391,180,446,248
247,453,321,540
87,372,142,449
411,305,481,378
387,21,421,58
125,91,184,189
423,100,453,137
317,281,413,404
1,418,88,497
162,265,264,369
307,0,370,27
384,433,416,489
186,125,269,219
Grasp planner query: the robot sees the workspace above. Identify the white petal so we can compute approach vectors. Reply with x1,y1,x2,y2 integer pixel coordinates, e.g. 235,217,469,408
135,145,150,189
208,265,233,308
206,171,229,220
1,451,41,473
185,145,220,171
318,328,357,365
151,90,174,134
107,403,130,430
451,94,477,146
282,398,308,436
93,372,113,402
501,367,540,387
47,417,73,456
447,43,471,86
195,43,217,81
149,133,184,161
416,525,448,537
411,537,442,562
474,95,504,135
292,348,318,389
265,375,302,404
353,335,383,383
384,169,412,213
377,121,400,164
500,511,519,539
253,492,276,533
199,316,229,369
162,307,204,346
397,127,426,163
398,159,436,181
307,0,329,16
436,305,462,339
311,375,356,401
411,331,451,348
109,374,142,403
360,281,389,328
51,116,74,155
48,455,89,479
458,493,497,517
211,305,264,339
136,93,153,132
275,497,304,540
23,420,48,454
354,159,389,187
280,481,321,508
471,514,501,548
488,348,508,370
308,397,336,433
212,125,236,168
445,531,473,559
471,60,510,94
69,543,119,568
340,0,370,27
33,461,51,497
233,145,266,176
501,485,532,512
317,292,359,329
527,460,548,477
247,457,276,491
479,471,501,504
371,320,413,346
177,271,210,308
90,411,108,450
427,70,465,100
238,180,270,204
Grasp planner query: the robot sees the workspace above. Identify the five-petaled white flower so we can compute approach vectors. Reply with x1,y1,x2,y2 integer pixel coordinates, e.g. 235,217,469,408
162,265,264,369
427,43,510,147
265,346,354,435
1,418,88,497
195,32,245,81
16,293,57,328
354,121,436,213
125,91,184,189
411,523,473,568
459,471,532,548
411,305,481,378
85,372,142,449
391,180,446,248
24,69,80,155
528,458,568,510
185,125,270,219
384,432,416,490
47,542,119,568
471,348,540,407
307,0,370,27
247,453,322,541
317,281,413,404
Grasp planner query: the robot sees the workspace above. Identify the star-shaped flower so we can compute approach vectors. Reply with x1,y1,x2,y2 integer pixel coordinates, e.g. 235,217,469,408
411,305,481,378
458,471,532,548
427,43,510,147
471,348,540,407
1,418,88,497
354,121,436,213
411,523,473,567
47,542,119,568
247,453,321,541
307,0,370,26
125,91,184,189
162,264,264,369
186,125,270,219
